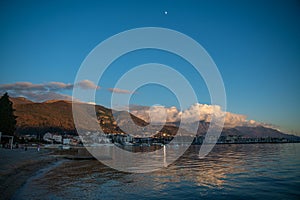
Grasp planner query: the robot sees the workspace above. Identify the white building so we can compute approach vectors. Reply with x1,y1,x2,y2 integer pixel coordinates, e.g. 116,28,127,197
52,135,62,143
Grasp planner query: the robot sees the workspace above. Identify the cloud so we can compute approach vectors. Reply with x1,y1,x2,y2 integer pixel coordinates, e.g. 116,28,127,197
130,103,261,128
130,105,178,123
129,105,178,124
3,90,74,102
0,80,99,92
0,80,99,102
45,82,73,90
108,88,133,94
75,80,100,90
0,82,47,91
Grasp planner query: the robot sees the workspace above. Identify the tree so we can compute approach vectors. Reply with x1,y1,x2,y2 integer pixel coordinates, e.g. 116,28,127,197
0,93,17,136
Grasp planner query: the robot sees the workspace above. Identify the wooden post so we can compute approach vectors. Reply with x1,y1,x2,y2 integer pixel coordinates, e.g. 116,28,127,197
11,136,13,150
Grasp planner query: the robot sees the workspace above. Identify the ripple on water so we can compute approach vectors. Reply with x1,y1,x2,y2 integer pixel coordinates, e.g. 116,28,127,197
13,143,300,200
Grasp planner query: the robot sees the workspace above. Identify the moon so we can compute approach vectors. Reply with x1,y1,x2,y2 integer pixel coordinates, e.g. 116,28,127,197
164,11,168,15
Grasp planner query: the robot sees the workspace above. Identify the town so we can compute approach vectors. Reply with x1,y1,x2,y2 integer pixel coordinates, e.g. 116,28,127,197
4,131,297,150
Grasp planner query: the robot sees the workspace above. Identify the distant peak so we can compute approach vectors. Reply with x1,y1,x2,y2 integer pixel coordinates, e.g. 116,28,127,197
9,97,34,104
43,99,73,104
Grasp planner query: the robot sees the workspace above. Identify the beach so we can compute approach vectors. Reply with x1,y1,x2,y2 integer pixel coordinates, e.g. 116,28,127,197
0,148,57,200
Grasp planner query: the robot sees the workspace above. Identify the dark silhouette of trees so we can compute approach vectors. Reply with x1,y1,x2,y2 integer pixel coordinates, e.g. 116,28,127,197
0,93,17,136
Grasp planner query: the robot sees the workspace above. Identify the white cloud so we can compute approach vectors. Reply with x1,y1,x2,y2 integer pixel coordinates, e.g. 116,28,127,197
0,80,99,102
75,80,100,90
108,88,133,94
4,90,74,102
46,82,73,90
130,103,261,128
0,80,99,92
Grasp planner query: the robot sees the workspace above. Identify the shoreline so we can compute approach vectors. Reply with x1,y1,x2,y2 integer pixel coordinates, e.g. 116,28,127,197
0,148,59,200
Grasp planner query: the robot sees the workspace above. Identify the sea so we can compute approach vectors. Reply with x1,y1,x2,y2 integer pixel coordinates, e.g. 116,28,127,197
13,143,300,200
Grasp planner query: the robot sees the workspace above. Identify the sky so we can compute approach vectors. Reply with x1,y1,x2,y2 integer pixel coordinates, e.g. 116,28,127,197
0,0,300,134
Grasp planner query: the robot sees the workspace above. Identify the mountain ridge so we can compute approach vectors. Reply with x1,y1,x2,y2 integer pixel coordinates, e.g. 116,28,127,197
8,97,299,140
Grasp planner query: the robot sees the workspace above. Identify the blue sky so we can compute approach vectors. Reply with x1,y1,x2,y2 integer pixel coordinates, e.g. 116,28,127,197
0,0,300,133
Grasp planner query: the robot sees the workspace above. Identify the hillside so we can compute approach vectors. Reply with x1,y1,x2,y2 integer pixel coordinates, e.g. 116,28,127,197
8,97,299,141
12,99,78,134
10,97,181,137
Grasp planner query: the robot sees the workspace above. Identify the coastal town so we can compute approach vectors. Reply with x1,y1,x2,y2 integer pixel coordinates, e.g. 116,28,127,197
1,130,299,151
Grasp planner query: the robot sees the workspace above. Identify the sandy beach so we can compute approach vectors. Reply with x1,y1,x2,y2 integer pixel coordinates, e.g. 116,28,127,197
0,148,57,200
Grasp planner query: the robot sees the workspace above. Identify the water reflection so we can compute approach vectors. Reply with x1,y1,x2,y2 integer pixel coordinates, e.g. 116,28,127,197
14,143,300,200
35,144,254,189
151,145,248,188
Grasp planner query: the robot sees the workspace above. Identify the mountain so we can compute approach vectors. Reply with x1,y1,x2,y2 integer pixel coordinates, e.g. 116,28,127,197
234,126,297,139
168,120,298,139
8,97,299,140
11,99,77,135
9,97,181,137
10,97,33,105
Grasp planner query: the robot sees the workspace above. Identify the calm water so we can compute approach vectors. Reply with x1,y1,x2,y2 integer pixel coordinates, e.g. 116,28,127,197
14,143,300,200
